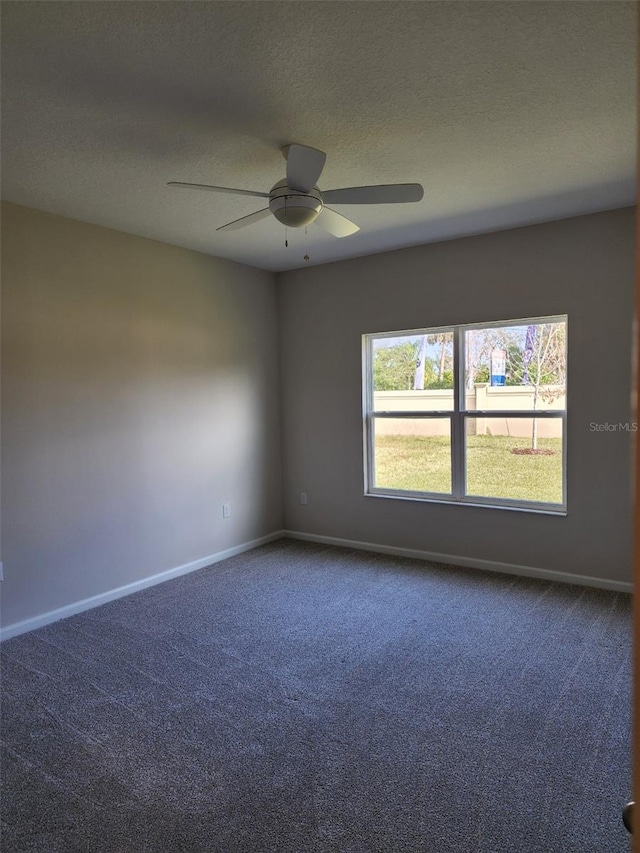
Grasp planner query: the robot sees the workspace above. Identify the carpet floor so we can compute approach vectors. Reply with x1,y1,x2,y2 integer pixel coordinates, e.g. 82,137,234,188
0,539,632,852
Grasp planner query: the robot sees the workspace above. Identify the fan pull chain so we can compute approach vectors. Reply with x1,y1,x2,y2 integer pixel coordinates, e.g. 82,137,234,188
303,226,310,262
284,198,288,247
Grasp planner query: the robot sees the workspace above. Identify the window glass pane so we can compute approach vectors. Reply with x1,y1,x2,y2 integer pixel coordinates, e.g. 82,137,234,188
373,417,451,494
372,332,454,412
464,321,566,411
465,417,563,504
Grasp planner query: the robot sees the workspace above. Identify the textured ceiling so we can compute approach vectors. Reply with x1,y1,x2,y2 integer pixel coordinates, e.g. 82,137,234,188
1,1,636,272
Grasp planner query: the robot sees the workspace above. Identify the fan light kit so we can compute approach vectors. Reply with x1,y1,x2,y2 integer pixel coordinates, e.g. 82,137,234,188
269,180,323,228
168,143,424,241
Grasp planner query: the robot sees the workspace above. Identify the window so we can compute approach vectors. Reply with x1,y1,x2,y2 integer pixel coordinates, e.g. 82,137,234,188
363,316,567,512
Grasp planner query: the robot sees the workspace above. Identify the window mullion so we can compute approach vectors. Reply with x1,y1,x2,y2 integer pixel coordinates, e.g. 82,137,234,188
363,337,375,494
451,327,465,499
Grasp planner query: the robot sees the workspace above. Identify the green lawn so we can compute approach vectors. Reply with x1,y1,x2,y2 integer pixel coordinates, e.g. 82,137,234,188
374,434,563,504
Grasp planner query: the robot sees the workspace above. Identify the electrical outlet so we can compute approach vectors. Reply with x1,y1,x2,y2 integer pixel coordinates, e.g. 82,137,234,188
222,502,231,519
300,492,308,505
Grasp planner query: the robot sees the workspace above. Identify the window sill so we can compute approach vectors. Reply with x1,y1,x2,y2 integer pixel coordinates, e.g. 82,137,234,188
365,489,567,516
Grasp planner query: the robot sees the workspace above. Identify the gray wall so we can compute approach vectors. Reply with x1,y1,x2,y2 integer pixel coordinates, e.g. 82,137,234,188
1,202,282,627
278,208,636,583
2,203,635,632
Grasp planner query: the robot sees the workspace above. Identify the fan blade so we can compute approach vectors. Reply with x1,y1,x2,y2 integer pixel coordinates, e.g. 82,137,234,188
322,183,424,205
168,182,269,199
216,208,271,232
314,207,359,238
285,144,327,193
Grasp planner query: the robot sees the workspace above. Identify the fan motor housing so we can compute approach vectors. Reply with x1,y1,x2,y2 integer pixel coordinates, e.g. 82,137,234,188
269,180,323,228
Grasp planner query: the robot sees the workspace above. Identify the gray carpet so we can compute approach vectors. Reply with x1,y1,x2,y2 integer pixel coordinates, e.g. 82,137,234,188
0,539,631,852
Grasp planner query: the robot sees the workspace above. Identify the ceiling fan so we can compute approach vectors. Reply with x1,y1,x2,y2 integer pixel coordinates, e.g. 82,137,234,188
167,144,424,238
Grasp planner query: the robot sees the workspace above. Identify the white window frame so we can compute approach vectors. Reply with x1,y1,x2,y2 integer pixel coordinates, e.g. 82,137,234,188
362,315,567,514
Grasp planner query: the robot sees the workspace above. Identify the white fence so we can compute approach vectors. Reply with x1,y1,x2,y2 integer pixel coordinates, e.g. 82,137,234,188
374,384,564,438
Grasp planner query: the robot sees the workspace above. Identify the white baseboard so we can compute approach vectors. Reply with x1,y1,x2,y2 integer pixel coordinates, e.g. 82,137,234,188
2,528,630,642
282,529,633,594
0,531,286,642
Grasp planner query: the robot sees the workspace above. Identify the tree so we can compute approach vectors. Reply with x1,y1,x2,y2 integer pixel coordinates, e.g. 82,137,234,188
506,322,566,450
373,341,420,390
425,369,454,390
462,323,566,450
426,333,452,383
504,342,525,386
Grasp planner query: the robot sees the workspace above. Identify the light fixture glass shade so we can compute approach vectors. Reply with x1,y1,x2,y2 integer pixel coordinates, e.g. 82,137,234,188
268,183,323,228
273,205,321,227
